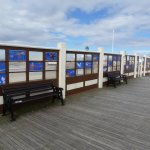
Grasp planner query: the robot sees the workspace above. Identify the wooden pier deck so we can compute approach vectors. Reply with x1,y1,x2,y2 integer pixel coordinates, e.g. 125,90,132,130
0,77,150,150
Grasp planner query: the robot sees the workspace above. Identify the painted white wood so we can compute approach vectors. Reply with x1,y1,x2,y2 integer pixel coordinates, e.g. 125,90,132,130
67,82,84,91
98,48,103,88
85,79,98,86
129,72,134,76
140,57,144,77
103,77,108,82
143,56,147,76
0,43,59,51
0,96,3,105
57,43,66,99
134,54,137,78
120,51,126,75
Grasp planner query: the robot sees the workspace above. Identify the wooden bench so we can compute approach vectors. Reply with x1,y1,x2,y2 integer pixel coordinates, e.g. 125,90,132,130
1,81,64,121
107,71,127,88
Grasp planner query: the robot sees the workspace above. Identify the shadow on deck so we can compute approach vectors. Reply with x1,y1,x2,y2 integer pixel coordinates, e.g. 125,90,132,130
0,77,150,150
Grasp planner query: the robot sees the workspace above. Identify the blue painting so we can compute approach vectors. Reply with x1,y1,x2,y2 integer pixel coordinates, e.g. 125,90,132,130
127,61,129,65
0,74,6,85
0,62,6,73
108,61,113,67
9,50,26,61
117,56,121,61
93,54,99,61
85,62,92,68
113,56,117,61
66,69,75,77
29,62,43,71
45,52,58,61
76,62,84,69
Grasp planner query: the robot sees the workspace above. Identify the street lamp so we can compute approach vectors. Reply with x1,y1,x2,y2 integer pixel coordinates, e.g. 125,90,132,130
112,29,115,53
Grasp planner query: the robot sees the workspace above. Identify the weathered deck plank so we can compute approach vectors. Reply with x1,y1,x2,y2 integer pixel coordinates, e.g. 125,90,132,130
0,77,150,150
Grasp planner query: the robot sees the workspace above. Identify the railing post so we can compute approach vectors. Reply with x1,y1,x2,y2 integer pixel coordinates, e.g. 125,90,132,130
134,54,137,78
120,51,125,75
143,56,147,76
98,48,104,88
57,43,66,99
138,56,140,77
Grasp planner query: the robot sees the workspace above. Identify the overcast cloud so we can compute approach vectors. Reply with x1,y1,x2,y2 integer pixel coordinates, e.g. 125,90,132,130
0,0,150,53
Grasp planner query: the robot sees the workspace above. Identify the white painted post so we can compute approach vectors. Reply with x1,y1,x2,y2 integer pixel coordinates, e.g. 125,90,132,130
137,56,141,77
98,48,104,88
143,56,147,76
134,54,137,78
120,51,126,75
57,43,66,99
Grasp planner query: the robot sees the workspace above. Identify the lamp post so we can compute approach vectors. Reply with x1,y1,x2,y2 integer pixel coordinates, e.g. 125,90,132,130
112,29,115,53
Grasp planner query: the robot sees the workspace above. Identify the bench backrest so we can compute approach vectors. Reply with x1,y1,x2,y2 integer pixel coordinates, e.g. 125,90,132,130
1,81,54,97
107,71,121,78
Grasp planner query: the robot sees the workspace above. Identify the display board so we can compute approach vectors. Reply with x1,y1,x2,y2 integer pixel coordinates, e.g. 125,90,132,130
0,46,59,85
66,51,99,95
103,54,121,77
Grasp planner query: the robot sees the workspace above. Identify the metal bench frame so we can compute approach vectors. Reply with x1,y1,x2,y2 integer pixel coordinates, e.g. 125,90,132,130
107,71,127,88
1,81,64,121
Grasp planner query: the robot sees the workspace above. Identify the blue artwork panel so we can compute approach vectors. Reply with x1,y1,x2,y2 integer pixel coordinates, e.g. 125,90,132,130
117,56,121,61
76,62,84,69
128,64,133,70
93,54,99,61
9,50,26,61
108,61,113,67
85,62,92,68
0,62,6,73
29,62,43,71
127,61,130,65
66,69,75,77
45,52,58,61
113,56,117,61
0,74,6,85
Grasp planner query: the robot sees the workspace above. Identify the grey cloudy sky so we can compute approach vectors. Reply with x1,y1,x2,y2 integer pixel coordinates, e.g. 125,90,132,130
0,0,150,53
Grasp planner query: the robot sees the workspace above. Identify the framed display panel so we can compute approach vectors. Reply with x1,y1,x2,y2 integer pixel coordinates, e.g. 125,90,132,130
0,46,59,86
141,57,145,71
103,53,121,77
0,49,6,85
66,51,100,95
124,55,135,73
137,56,140,72
146,58,150,70
66,52,99,78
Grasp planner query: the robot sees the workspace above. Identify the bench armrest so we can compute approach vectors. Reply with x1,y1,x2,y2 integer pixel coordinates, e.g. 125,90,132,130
53,86,63,92
108,76,117,80
121,74,127,78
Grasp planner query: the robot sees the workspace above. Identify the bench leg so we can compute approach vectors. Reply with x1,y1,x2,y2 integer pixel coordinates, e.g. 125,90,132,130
52,96,56,103
2,104,6,116
114,82,116,88
8,100,15,121
61,98,64,105
107,81,109,87
125,79,128,84
59,92,64,105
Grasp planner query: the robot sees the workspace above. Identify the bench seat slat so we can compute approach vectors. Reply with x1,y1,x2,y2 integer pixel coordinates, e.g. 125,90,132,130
13,92,58,104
